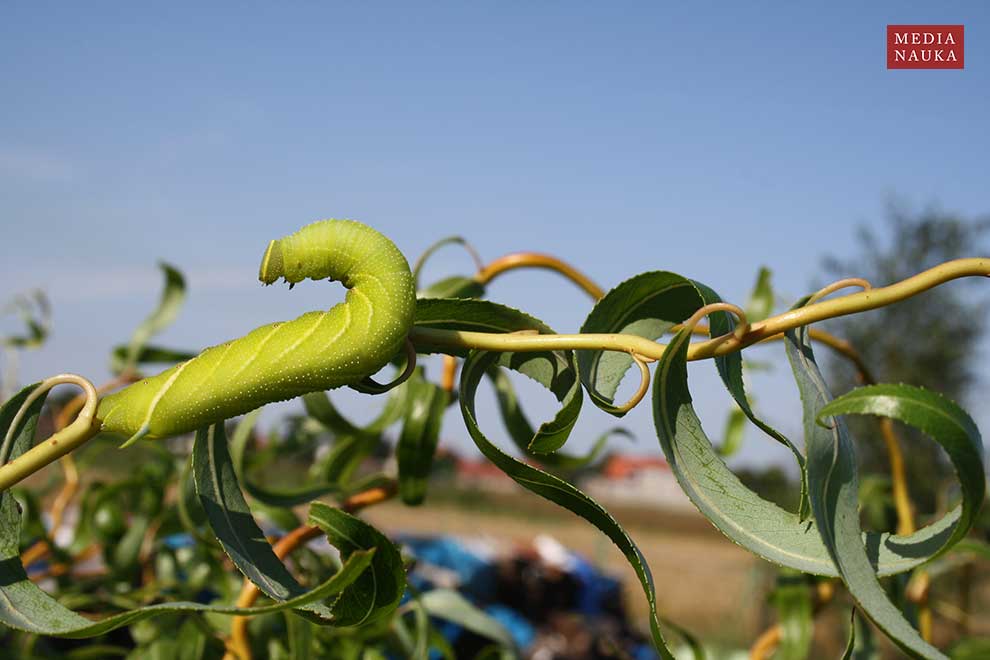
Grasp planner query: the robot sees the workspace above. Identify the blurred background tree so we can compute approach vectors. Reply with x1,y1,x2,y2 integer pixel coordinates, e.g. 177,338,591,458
820,202,990,516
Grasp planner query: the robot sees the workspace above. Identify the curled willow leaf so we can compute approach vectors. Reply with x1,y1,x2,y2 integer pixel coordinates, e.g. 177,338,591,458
460,349,677,659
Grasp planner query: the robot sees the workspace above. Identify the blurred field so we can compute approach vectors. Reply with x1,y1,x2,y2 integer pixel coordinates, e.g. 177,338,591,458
362,487,990,657
52,440,990,656
364,489,767,649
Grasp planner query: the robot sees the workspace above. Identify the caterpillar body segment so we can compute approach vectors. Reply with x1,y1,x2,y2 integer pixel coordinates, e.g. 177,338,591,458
97,219,416,442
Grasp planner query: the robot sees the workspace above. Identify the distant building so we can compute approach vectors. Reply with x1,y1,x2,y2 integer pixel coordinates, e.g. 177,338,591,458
582,455,694,511
447,451,695,511
454,456,521,494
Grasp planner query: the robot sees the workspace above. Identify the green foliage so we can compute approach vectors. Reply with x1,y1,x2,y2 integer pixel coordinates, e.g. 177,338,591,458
115,262,188,376
769,571,813,660
1,219,987,658
717,406,746,458
950,638,990,660
459,348,677,658
396,370,449,505
411,235,482,289
745,267,775,323
193,421,337,620
1,290,51,399
821,205,990,511
578,271,700,417
409,590,515,652
788,322,937,658
1,289,50,350
307,503,406,627
0,384,374,640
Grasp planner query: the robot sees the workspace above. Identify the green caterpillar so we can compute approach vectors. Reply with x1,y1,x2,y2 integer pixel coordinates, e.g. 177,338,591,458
98,219,416,443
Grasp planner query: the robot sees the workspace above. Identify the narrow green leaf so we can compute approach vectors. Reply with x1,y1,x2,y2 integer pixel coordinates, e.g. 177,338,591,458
413,298,551,357
397,372,449,505
459,349,675,659
718,406,746,458
176,454,214,546
392,611,418,658
847,609,879,660
841,610,857,660
577,271,810,515
548,426,631,472
0,382,44,466
109,344,197,375
303,389,406,492
228,410,340,507
491,368,626,470
410,594,431,660
411,235,482,288
770,572,813,660
416,298,582,453
745,266,774,322
348,343,421,395
228,408,264,483
418,276,486,300
192,422,334,619
286,611,313,660
651,313,967,580
303,385,407,439
304,393,371,438
784,321,952,658
318,435,374,487
578,271,700,416
119,262,187,374
416,589,515,651
111,514,151,571
653,298,979,657
696,278,811,519
307,502,406,627
817,383,985,557
658,615,705,660
2,290,50,349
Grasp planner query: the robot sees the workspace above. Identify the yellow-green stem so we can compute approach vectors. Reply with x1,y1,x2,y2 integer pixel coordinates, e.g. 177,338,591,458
0,375,101,492
411,258,990,362
475,251,606,300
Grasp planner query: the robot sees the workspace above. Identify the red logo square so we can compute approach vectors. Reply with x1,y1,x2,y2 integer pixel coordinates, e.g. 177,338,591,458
887,25,964,69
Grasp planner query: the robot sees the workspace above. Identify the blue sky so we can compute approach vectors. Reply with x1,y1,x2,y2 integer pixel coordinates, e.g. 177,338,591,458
2,3,989,470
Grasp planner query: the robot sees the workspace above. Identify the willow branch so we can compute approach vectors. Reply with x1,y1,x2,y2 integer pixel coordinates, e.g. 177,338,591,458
412,258,990,364
0,375,101,492
475,252,606,300
46,374,139,533
440,356,458,393
475,250,887,383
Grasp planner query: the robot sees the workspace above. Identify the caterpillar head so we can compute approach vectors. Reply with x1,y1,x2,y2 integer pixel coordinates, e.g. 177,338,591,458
258,239,285,285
